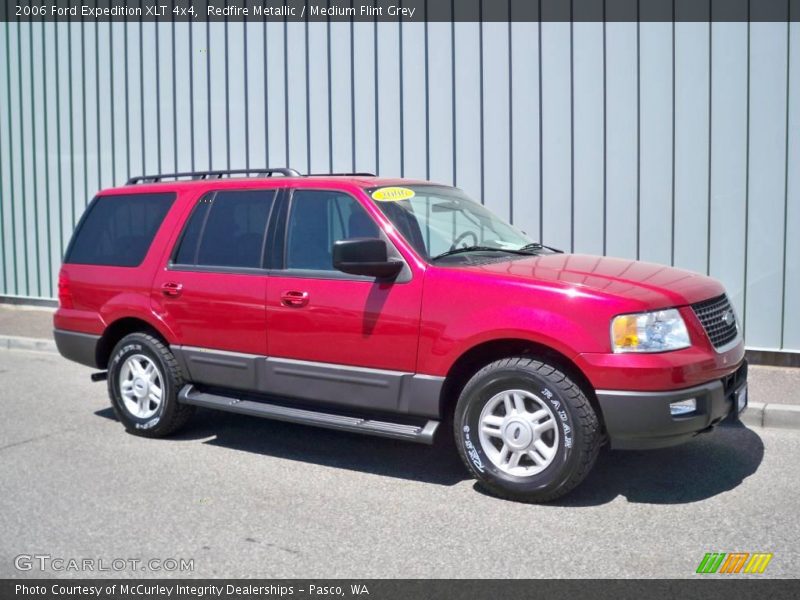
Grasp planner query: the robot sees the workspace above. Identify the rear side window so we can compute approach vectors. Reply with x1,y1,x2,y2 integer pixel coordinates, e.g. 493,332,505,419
66,193,175,267
173,190,275,269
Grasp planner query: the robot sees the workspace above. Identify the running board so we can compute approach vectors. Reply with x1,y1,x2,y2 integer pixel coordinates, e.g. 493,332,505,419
178,385,439,444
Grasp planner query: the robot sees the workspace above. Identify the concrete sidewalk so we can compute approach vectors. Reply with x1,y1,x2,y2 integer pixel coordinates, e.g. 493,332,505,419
0,303,54,339
1,303,798,431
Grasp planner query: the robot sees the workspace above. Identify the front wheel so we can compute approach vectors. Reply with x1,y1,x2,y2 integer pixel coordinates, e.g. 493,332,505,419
454,357,602,502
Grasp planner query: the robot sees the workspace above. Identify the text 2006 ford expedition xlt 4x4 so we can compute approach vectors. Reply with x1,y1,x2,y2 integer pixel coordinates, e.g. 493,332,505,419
54,168,747,502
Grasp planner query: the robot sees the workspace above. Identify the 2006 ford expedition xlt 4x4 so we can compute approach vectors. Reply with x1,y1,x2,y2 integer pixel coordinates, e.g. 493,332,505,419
54,168,747,502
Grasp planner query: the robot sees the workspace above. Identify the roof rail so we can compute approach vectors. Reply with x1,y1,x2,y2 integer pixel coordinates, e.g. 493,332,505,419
305,172,377,177
126,168,301,185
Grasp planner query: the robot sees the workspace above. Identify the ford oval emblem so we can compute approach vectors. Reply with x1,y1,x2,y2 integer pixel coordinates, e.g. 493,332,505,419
721,309,736,327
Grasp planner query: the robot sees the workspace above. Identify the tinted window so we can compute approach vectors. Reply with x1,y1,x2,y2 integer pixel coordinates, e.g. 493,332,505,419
66,193,175,267
286,191,379,271
173,197,211,265
173,190,275,269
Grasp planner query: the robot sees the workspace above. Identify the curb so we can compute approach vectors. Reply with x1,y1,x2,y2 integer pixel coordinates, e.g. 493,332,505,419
2,334,800,432
739,401,800,431
0,334,58,354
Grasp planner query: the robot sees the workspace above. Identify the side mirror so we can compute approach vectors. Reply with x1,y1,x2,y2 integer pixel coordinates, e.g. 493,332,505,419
332,239,403,279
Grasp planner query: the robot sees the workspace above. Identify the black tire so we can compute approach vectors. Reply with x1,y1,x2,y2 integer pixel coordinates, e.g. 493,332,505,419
107,332,194,437
454,356,601,503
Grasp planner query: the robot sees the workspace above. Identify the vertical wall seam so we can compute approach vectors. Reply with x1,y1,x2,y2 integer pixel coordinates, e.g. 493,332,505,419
18,18,30,296
140,11,146,173
478,1,485,204
124,15,130,179
451,0,456,185
5,9,17,294
538,2,544,241
206,8,211,168
305,7,311,172
262,19,274,169
171,1,177,172
706,12,712,275
67,22,75,229
54,21,63,260
283,16,289,165
95,21,102,190
0,16,5,294
349,4,355,171
424,0,430,179
110,20,118,184
399,7,404,177
155,20,161,173
635,1,641,260
743,6,751,334
30,19,41,296
327,7,333,173
602,0,607,255
81,15,87,202
224,16,231,170
244,20,250,170
670,5,676,265
509,1,514,223
42,17,53,296
569,1,575,249
189,16,195,171
373,1,379,174
781,3,791,348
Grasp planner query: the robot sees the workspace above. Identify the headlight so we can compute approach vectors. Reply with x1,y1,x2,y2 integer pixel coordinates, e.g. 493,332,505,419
611,309,690,353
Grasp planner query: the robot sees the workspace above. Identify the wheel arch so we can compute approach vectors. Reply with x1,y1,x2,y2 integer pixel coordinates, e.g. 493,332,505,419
438,338,604,430
95,317,172,369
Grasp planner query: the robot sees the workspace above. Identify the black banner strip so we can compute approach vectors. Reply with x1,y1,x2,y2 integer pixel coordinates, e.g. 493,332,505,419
4,0,800,23
2,579,800,600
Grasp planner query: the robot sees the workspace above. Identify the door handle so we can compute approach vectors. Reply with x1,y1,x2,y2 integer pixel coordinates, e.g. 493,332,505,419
161,282,183,297
281,290,309,307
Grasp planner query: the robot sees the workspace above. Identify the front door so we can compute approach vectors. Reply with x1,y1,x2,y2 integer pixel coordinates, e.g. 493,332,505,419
265,189,423,412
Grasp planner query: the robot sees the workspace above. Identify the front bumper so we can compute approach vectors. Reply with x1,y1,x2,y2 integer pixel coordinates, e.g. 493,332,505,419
596,361,748,450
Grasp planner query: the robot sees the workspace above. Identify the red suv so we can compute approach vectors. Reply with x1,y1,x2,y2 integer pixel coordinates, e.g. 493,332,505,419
54,168,747,502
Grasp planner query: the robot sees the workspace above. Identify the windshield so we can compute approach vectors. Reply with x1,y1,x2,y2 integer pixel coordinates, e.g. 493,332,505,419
368,185,536,261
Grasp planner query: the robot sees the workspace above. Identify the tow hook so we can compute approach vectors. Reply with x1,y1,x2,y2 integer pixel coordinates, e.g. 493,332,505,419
90,371,108,382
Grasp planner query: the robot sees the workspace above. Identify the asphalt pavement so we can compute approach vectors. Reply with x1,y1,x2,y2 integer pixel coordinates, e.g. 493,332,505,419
0,347,798,578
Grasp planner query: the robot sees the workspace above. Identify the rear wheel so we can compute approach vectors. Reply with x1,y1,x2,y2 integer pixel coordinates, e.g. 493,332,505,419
454,356,602,502
107,332,194,437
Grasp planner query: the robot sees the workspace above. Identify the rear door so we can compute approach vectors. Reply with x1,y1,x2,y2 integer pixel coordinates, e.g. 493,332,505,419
151,188,276,390
264,188,424,412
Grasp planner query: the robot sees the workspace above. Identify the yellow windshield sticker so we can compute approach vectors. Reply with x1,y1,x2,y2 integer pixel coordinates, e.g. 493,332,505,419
371,187,415,201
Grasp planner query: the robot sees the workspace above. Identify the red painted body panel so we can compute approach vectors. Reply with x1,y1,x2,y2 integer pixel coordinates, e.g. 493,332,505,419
54,176,745,396
265,277,422,371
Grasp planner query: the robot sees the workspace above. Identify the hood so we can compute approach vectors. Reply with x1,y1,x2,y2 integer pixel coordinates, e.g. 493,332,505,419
456,253,725,308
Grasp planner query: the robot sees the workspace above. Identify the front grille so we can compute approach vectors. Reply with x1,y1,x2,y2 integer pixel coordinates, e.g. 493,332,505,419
691,294,739,350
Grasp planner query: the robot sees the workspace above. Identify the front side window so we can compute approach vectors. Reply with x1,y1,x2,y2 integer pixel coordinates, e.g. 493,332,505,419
173,190,275,269
370,186,535,262
285,190,379,271
66,193,175,267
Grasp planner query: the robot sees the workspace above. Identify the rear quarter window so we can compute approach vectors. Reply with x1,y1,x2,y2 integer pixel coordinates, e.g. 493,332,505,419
65,193,176,267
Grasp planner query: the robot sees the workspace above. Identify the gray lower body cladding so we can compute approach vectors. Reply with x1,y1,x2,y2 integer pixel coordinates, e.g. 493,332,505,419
53,329,100,368
171,345,444,419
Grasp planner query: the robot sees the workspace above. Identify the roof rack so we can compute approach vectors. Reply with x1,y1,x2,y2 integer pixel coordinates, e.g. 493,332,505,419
126,168,302,185
305,172,377,177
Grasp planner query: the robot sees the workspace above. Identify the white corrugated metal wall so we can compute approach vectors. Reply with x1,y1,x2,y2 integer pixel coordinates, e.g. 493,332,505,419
0,15,798,350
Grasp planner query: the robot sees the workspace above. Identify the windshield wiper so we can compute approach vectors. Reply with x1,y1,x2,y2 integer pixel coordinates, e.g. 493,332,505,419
431,245,531,261
518,242,564,254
